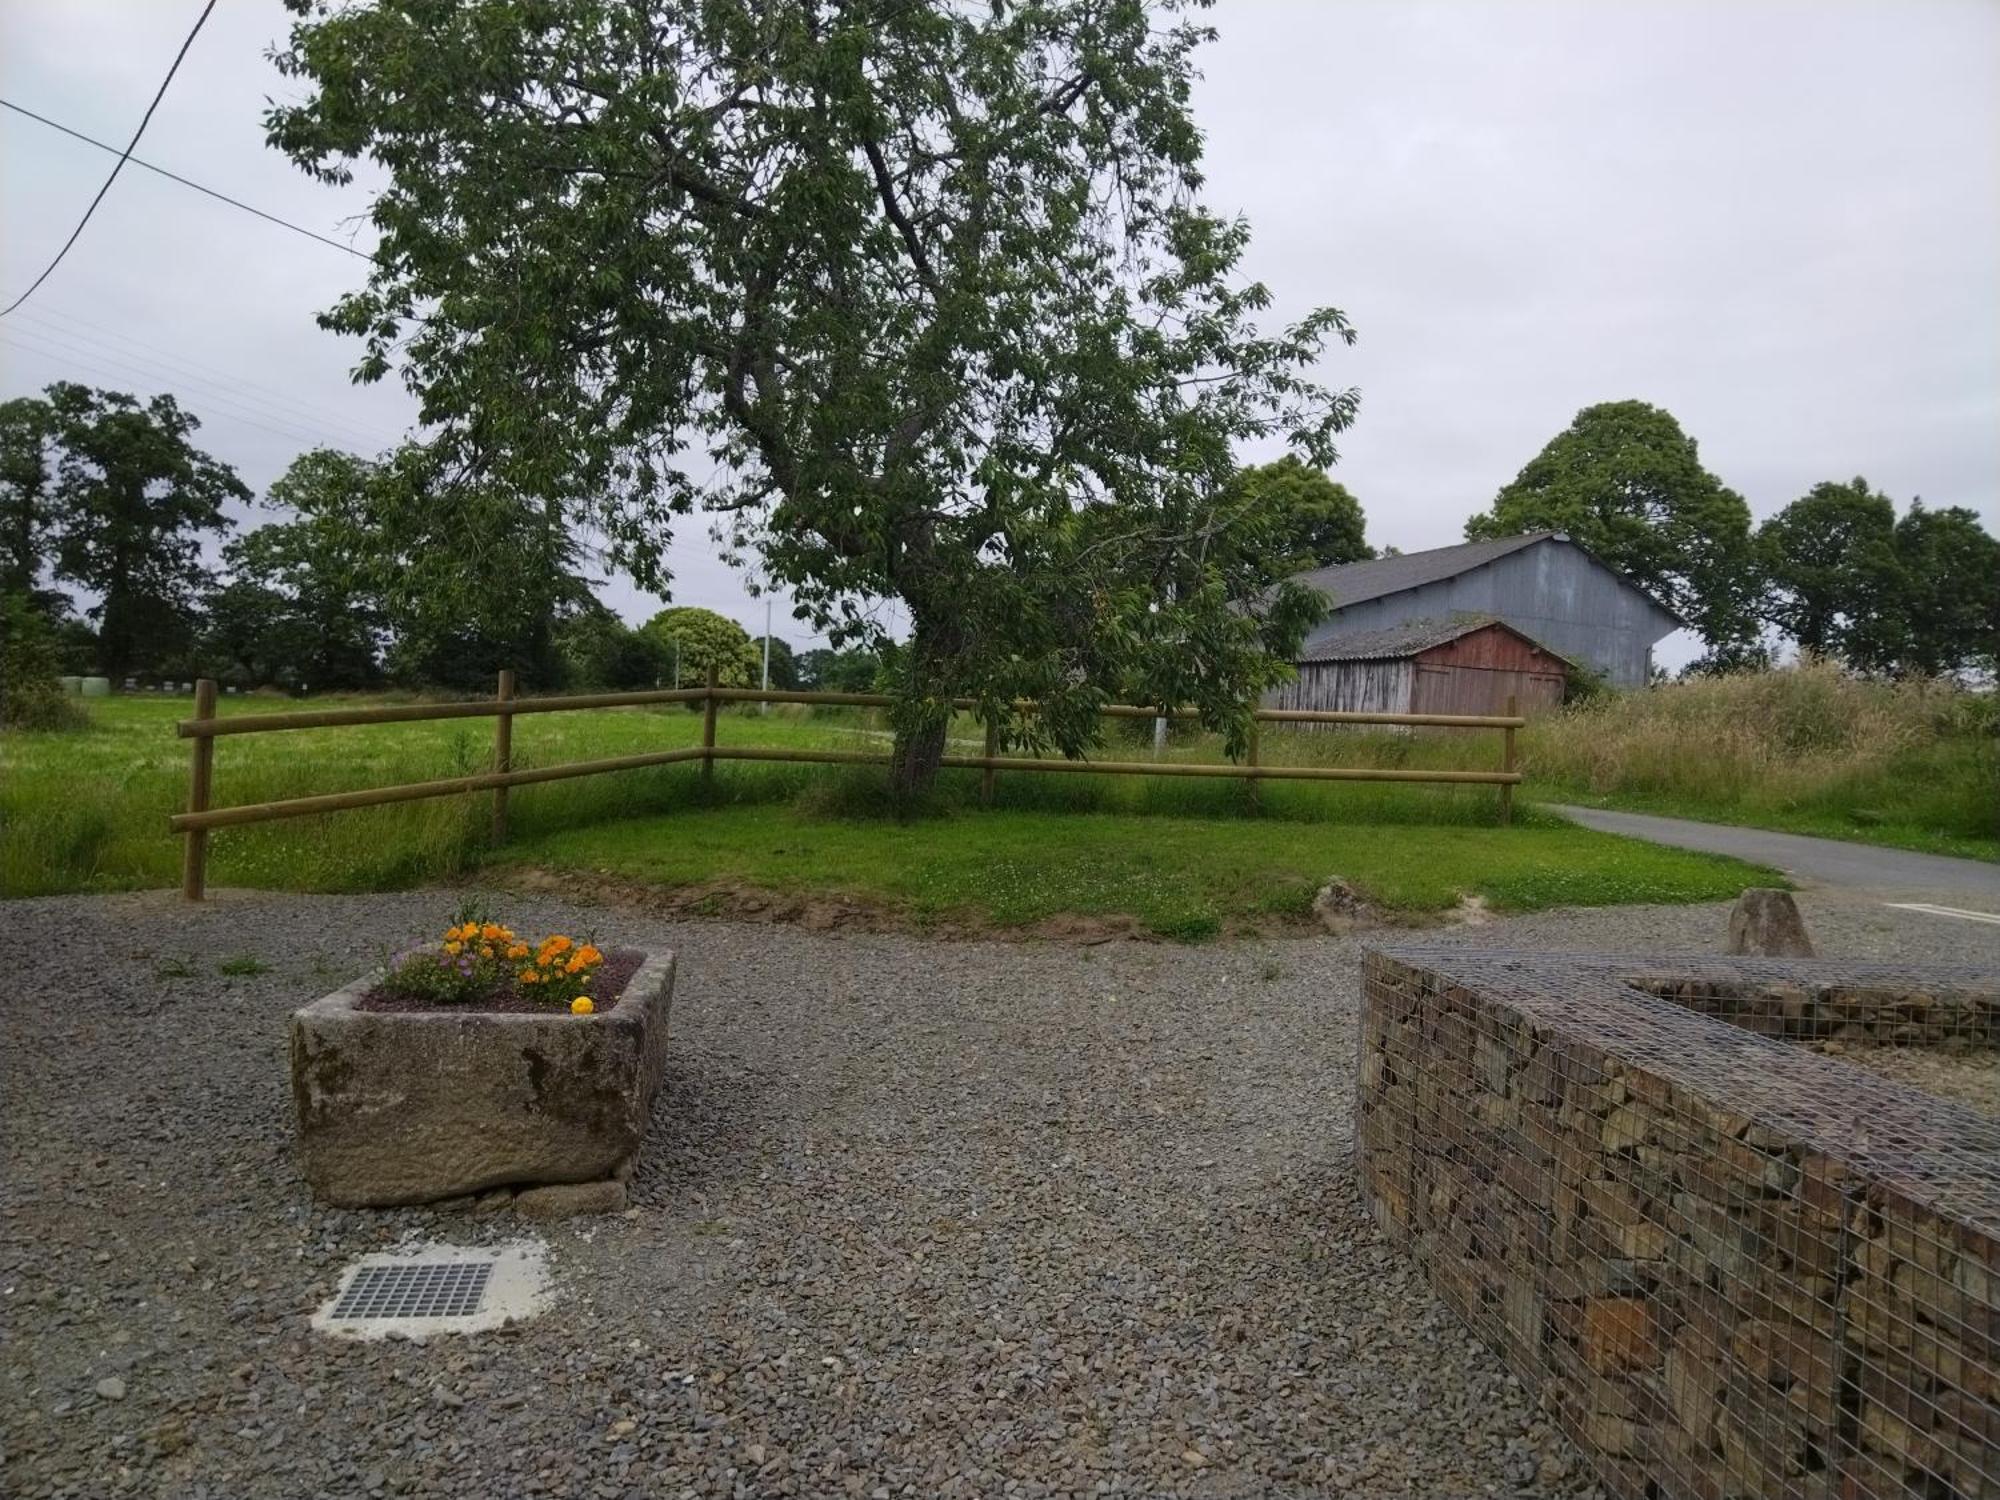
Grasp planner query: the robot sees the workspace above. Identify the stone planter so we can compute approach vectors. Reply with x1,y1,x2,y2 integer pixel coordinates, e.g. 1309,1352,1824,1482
290,951,674,1208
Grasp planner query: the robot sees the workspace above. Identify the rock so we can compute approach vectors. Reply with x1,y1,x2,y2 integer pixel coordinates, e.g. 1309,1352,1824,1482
94,1377,127,1401
289,952,675,1207
1312,879,1376,934
511,1180,628,1219
1726,888,1814,958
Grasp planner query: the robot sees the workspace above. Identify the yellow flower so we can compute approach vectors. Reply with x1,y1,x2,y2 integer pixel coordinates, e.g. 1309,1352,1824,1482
443,940,463,956
570,997,594,1015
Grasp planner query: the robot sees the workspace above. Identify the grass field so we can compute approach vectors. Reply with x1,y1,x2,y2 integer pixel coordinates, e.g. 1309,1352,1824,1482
0,692,1775,933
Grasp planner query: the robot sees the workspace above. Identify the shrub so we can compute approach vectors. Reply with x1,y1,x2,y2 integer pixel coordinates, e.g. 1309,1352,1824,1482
0,594,85,731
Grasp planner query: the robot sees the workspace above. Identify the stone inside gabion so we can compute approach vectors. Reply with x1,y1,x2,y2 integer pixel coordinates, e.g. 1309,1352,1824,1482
1356,947,2000,1500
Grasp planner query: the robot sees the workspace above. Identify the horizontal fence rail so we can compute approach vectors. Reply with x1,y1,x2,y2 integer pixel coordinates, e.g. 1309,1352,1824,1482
170,672,1524,900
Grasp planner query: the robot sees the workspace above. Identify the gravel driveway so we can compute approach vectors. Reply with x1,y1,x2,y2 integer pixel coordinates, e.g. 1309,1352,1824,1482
6,888,1998,1499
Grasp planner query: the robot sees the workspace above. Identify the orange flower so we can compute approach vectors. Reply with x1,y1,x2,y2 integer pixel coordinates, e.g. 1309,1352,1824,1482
519,969,540,984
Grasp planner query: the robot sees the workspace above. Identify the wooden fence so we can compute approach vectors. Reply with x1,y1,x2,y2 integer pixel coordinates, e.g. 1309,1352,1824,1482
169,672,1524,901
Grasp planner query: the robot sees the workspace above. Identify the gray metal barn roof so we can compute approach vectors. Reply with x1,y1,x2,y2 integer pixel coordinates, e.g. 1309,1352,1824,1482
1298,613,1570,664
1288,532,1561,609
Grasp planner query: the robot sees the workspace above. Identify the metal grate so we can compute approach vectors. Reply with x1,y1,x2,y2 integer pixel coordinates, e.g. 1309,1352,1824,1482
329,1260,493,1321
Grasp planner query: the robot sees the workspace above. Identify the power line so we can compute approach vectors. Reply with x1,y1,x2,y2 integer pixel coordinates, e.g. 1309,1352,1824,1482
0,97,376,266
1,0,222,318
12,306,407,451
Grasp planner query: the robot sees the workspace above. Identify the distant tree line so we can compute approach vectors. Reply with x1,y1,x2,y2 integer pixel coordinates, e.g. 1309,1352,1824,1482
0,381,882,709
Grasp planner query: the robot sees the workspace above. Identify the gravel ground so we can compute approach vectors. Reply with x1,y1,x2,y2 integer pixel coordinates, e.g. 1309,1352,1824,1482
4,887,1998,1500
1806,1043,2000,1118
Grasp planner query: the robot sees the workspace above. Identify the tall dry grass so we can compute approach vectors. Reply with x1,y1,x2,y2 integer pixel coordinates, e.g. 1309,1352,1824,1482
1523,661,1997,855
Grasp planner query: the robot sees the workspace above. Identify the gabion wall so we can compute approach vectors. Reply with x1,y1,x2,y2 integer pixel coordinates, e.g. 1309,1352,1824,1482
1356,949,2000,1500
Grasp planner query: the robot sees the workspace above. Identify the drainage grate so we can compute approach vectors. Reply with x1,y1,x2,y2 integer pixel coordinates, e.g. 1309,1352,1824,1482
329,1260,493,1322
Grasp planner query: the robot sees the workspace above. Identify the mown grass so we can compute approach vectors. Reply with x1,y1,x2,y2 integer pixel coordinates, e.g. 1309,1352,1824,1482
1520,662,1998,861
0,692,1777,931
510,798,1770,938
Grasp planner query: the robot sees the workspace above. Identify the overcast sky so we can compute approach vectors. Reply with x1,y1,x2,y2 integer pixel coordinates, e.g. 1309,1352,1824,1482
3,0,1995,666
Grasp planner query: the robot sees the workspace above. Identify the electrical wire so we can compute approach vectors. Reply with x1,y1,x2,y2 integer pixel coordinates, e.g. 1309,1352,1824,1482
1,0,222,317
0,97,376,265
11,307,406,452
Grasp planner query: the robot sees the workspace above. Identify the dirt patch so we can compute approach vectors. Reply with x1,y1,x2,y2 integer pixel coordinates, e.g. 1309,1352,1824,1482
357,949,646,1014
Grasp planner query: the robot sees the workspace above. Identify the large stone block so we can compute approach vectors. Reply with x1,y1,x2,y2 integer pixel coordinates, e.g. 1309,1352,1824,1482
291,951,675,1207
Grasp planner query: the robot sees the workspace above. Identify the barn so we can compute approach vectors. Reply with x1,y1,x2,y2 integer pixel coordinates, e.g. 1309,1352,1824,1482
1263,614,1569,722
1287,530,1681,688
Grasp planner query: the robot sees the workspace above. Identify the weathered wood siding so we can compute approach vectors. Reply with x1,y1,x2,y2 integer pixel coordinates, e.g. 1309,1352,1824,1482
1409,664,1563,717
1265,659,1414,720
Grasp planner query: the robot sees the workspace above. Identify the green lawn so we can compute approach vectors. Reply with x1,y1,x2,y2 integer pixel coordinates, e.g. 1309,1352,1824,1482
1,692,1780,933
505,803,1774,939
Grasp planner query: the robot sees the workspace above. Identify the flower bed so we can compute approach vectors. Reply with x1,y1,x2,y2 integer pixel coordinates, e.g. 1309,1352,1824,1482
290,916,674,1209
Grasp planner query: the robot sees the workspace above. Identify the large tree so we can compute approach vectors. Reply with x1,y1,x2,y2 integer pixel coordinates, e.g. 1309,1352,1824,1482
1233,456,1371,572
268,0,1354,791
642,607,762,688
1756,478,1901,658
227,448,388,689
43,383,245,681
1466,401,1758,653
1848,503,2000,678
0,396,59,605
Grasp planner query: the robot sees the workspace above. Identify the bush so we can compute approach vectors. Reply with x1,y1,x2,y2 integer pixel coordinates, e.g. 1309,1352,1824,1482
0,594,86,730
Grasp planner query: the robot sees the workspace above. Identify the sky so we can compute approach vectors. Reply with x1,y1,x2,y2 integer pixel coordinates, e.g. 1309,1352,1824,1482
2,0,1996,667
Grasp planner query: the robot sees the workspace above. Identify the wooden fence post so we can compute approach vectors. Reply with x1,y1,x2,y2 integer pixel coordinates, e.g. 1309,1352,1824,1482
1499,694,1518,827
1246,714,1262,813
701,665,719,788
491,669,515,842
981,718,998,806
181,677,217,901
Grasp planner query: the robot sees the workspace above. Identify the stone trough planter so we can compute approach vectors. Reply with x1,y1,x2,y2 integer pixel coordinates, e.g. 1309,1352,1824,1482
290,951,674,1208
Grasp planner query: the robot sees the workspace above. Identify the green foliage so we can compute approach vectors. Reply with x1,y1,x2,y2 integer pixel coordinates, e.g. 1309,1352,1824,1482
642,607,760,687
37,383,246,680
267,0,1357,788
225,448,387,689
0,396,57,600
796,647,883,693
0,591,84,730
556,604,670,691
1466,401,1758,653
1859,503,1999,677
1756,478,1900,658
1758,481,1999,676
1233,456,1372,572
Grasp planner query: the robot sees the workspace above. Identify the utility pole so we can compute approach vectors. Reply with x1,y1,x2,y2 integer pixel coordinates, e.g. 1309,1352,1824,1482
760,596,772,714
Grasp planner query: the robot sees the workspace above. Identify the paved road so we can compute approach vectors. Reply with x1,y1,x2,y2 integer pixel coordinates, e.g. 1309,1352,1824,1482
1548,804,2000,902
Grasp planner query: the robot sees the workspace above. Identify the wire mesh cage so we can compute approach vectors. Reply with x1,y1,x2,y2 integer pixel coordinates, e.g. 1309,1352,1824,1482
1357,949,2000,1500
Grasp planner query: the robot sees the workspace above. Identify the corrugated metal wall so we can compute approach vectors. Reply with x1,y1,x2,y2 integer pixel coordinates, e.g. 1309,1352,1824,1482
1297,540,1678,686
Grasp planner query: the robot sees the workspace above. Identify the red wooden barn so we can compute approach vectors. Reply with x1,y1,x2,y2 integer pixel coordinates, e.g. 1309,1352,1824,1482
1263,614,1568,723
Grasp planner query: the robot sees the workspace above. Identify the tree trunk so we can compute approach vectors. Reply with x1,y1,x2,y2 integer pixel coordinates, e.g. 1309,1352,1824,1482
889,715,948,797
886,608,963,800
